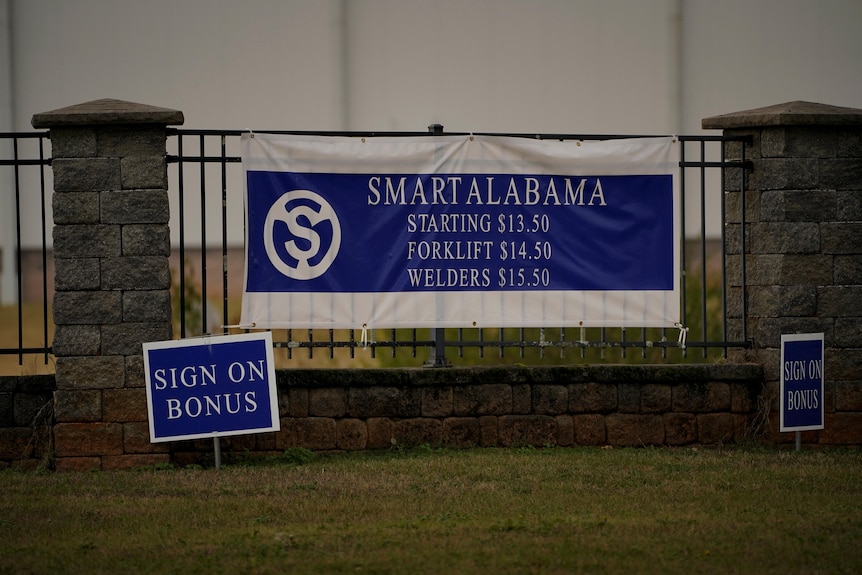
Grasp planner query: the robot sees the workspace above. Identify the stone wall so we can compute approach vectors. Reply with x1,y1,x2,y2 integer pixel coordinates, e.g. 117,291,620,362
3,98,860,470
705,101,862,445
166,364,765,465
31,99,182,471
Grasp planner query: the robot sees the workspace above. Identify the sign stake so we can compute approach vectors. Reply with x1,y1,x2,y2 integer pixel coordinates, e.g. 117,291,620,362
214,437,222,470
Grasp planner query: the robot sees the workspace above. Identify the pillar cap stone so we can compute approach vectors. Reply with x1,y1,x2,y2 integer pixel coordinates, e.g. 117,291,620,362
32,98,184,128
702,100,862,130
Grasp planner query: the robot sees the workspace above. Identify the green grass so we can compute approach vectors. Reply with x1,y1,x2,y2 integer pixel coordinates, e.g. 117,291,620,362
2,447,861,574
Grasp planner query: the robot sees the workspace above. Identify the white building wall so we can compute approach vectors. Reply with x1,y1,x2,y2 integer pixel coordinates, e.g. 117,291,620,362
1,0,860,262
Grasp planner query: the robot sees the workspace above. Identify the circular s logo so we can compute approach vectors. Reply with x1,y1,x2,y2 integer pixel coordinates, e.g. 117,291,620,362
263,190,341,280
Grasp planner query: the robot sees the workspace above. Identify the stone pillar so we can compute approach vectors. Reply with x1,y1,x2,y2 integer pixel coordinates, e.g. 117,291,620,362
32,99,184,470
704,101,862,445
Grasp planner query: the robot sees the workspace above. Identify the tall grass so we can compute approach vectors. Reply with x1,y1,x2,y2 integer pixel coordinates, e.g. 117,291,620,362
2,447,860,574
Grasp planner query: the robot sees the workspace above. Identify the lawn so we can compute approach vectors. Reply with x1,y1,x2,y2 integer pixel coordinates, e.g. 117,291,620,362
1,446,860,574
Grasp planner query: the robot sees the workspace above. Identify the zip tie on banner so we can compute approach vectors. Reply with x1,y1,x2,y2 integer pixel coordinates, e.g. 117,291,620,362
675,322,689,350
360,324,369,350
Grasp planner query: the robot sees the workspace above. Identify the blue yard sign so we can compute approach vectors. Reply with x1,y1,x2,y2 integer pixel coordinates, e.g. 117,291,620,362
143,332,280,442
780,333,825,432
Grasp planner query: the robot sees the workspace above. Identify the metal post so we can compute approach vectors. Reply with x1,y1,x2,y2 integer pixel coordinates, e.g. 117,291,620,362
214,436,222,469
795,431,801,452
425,123,450,367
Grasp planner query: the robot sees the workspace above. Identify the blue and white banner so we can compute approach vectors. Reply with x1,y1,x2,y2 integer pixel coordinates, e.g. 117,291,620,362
241,134,680,329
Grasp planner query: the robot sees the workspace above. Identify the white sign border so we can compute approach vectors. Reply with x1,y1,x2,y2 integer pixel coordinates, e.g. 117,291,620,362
779,332,825,433
143,331,280,443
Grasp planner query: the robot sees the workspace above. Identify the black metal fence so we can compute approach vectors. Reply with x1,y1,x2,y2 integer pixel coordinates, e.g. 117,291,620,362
0,131,53,370
165,128,752,366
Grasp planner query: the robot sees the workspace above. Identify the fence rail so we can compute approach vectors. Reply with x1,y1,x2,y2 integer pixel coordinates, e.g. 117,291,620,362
0,132,53,369
166,128,751,365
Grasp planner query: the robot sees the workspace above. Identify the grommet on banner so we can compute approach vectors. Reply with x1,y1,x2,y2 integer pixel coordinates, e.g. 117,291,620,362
675,322,689,350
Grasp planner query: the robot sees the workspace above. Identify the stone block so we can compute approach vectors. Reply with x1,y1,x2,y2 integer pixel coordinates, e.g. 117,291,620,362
54,258,100,291
572,413,607,445
724,189,761,224
442,417,480,447
293,417,335,450
753,318,834,349
336,418,367,450
54,422,123,456
366,417,393,449
308,387,347,418
834,256,862,284
349,386,404,418
55,356,125,389
820,158,862,190
512,383,531,414
498,415,556,447
101,256,171,290
664,413,697,445
817,286,862,318
421,386,453,417
822,223,862,254
121,156,167,189
555,415,574,446
123,421,169,454
532,384,567,415
697,413,736,444
672,382,730,413
824,349,862,382
102,388,147,422
49,127,97,158
288,388,308,417
123,290,171,323
837,190,862,220
52,324,101,356
748,222,820,254
754,158,818,191
125,355,146,388
641,384,672,413
101,189,169,224
122,224,171,256
53,291,122,325
569,382,617,413
53,224,121,258
760,189,837,222
274,418,297,449
730,382,757,413
761,126,836,159
835,318,862,347
617,384,640,413
606,413,664,446
53,192,100,224
96,125,166,157
54,389,101,423
101,322,172,356
479,415,498,447
748,285,817,317
835,382,862,411
52,158,121,192
453,384,512,416
819,412,862,444
393,418,442,447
